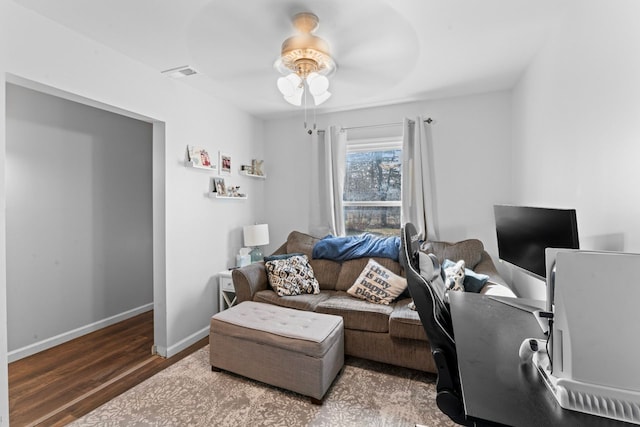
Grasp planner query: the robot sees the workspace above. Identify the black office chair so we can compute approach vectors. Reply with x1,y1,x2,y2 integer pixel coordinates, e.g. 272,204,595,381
400,223,472,426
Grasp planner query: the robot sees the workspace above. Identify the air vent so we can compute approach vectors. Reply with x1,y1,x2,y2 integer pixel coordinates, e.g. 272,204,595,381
161,65,198,78
564,389,640,424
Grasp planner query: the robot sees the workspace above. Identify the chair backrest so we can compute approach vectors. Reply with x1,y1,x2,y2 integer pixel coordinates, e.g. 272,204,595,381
400,223,470,425
400,223,456,355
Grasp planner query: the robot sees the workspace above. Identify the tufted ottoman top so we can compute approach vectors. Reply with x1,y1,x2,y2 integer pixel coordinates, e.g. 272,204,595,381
213,301,343,343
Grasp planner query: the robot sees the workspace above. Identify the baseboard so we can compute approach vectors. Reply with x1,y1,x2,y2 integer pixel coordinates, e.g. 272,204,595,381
163,325,209,358
8,303,154,363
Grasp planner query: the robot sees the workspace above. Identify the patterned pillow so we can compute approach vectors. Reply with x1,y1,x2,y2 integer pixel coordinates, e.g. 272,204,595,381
347,259,407,305
265,254,320,297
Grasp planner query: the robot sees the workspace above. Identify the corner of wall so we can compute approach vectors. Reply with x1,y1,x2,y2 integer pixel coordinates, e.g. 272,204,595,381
0,71,11,427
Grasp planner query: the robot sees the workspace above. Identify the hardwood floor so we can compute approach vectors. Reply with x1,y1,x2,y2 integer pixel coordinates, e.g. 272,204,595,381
9,310,207,426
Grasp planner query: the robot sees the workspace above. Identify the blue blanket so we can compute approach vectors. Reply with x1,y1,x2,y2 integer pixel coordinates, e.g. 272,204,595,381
312,233,401,262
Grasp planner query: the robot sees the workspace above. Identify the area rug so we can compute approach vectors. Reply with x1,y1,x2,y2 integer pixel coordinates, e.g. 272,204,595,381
69,347,457,427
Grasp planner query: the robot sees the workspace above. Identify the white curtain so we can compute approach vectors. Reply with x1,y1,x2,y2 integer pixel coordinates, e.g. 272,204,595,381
309,126,347,236
401,117,439,241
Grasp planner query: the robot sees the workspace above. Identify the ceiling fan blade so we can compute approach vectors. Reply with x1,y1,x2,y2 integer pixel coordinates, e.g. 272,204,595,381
187,0,301,80
325,8,418,89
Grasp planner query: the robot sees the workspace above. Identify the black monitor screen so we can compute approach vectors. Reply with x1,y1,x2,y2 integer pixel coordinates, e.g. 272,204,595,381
494,205,579,279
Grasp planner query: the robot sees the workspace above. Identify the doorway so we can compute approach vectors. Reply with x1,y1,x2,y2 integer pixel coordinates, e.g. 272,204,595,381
4,77,167,420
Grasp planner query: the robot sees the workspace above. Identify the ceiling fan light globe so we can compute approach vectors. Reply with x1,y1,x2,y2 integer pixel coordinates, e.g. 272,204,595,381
306,71,320,83
284,87,304,106
276,77,293,96
313,90,331,106
277,73,302,97
307,73,329,96
287,72,303,85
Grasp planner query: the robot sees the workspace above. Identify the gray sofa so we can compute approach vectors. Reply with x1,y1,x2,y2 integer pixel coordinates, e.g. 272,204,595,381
232,231,515,373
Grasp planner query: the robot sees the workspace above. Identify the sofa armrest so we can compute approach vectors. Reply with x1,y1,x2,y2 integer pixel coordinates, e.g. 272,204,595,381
474,251,517,297
474,251,508,288
232,262,269,303
271,241,287,255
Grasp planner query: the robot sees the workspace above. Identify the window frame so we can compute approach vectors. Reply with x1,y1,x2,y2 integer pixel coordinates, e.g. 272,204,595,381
343,136,403,234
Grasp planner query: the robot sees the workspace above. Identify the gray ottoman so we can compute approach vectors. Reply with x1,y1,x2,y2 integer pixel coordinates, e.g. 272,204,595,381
210,301,344,403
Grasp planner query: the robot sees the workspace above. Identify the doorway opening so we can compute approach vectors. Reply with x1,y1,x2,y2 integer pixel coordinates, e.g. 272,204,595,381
5,75,167,423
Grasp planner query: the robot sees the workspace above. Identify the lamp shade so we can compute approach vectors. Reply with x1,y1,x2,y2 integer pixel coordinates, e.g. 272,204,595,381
243,224,269,247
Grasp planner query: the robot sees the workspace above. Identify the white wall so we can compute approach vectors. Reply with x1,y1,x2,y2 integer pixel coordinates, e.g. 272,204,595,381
6,84,154,357
0,43,8,427
511,0,640,298
263,92,513,259
0,0,264,421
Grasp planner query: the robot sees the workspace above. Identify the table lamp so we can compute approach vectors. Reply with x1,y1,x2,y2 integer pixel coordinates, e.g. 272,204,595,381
243,224,269,262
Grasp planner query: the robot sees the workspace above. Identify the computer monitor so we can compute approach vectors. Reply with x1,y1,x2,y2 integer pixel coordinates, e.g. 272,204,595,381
494,205,579,280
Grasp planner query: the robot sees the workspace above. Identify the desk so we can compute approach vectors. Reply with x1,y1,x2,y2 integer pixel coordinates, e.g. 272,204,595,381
449,292,632,426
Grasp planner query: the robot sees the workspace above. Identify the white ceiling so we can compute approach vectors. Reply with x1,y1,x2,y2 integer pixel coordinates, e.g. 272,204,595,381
13,0,571,119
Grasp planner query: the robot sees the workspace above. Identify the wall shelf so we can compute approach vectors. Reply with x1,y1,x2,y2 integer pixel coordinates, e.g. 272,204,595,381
240,170,266,179
208,193,247,200
185,160,217,172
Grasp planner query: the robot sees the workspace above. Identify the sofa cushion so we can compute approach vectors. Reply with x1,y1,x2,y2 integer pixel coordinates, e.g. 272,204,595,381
389,298,428,342
309,259,341,291
254,289,332,311
315,292,393,333
421,239,484,270
282,231,341,290
347,259,407,305
285,230,320,257
336,257,403,291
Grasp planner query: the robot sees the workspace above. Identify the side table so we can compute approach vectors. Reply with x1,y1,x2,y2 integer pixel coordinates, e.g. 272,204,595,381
218,270,237,311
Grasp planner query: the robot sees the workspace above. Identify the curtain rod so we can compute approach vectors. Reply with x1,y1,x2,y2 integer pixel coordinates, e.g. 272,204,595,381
341,118,433,132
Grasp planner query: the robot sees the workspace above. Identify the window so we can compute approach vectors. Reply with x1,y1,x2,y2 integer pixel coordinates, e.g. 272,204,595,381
343,138,402,236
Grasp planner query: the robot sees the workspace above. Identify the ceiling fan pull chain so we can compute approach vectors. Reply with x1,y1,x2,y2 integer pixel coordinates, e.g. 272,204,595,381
304,87,308,130
313,104,317,131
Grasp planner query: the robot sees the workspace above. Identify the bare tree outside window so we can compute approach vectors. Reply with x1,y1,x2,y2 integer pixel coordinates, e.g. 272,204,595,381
343,148,402,236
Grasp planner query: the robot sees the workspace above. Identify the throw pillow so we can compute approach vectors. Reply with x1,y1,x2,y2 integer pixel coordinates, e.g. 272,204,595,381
347,259,407,305
443,259,466,292
265,254,320,297
442,259,489,293
418,251,447,303
263,252,304,262
463,269,490,293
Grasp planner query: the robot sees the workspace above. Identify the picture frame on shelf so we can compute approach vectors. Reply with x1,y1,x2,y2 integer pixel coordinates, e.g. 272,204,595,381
185,145,216,171
227,185,245,198
219,151,232,175
213,177,227,196
252,159,264,176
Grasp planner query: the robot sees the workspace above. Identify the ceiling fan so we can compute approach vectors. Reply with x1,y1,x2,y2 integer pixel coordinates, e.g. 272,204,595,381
185,0,417,117
273,12,336,107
